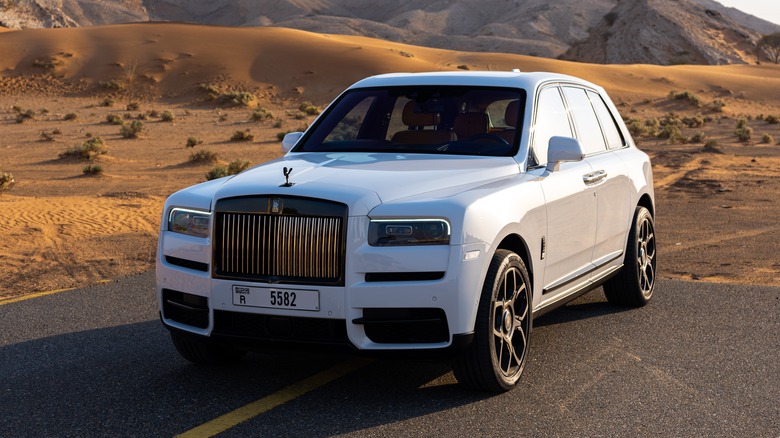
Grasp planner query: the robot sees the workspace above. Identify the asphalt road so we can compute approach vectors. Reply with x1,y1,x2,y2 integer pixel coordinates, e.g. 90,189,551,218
1,273,779,437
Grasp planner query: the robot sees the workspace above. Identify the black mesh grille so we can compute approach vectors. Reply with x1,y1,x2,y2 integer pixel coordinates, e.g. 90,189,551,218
162,289,209,329
213,311,349,345
358,308,449,344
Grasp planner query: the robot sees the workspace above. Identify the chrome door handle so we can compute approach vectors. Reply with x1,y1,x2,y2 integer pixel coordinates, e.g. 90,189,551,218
583,170,607,185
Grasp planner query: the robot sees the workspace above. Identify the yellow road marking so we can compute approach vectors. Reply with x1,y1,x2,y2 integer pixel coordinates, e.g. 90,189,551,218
0,280,111,306
176,358,374,438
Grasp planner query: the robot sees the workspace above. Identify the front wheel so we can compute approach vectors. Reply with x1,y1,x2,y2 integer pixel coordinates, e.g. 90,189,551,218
452,249,532,392
603,206,656,307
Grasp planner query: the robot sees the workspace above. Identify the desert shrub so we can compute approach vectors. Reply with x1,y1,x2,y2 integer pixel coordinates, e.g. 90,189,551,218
198,83,220,95
82,164,103,175
230,130,254,142
120,121,144,139
205,166,228,180
217,91,256,106
0,171,14,192
52,128,62,135
189,150,218,164
690,131,706,143
668,90,701,107
762,133,774,144
399,51,414,58
625,119,645,137
14,108,34,123
100,97,115,107
251,108,273,122
218,113,228,122
40,131,57,142
299,102,320,116
185,137,204,148
61,137,108,159
206,158,252,181
40,108,49,114
704,139,718,149
148,109,160,118
457,64,470,70
64,112,78,121
101,80,125,91
710,100,726,112
765,114,780,124
227,159,251,175
136,112,149,120
106,114,124,125
273,120,283,129
160,110,175,122
657,124,687,144
126,102,140,111
682,114,705,128
32,58,62,70
734,119,752,142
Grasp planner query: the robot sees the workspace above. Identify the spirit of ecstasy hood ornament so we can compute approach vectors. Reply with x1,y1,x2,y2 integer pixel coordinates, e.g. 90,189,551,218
280,167,294,187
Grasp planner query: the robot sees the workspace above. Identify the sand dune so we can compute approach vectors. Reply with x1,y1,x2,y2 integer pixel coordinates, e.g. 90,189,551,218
0,23,779,111
1,23,779,297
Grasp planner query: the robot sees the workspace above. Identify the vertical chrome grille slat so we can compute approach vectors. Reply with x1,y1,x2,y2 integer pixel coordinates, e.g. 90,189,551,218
216,208,344,284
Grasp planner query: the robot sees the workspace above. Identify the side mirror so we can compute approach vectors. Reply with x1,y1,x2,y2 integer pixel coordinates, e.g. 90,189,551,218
281,132,304,152
546,136,585,171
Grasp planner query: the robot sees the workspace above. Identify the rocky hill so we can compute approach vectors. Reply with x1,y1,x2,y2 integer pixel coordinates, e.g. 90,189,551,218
0,0,777,65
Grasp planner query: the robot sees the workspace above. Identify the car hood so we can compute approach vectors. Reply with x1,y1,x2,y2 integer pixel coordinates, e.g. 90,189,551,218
212,152,520,216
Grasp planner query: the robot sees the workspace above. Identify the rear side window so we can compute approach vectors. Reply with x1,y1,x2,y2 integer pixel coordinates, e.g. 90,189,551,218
532,87,572,166
587,91,626,150
562,87,607,155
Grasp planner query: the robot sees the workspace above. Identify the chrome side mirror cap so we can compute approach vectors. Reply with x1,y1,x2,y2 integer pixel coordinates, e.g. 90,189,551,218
546,136,585,171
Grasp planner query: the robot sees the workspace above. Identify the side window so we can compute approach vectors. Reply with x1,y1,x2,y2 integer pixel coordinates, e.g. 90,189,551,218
588,91,626,150
385,97,410,141
324,96,375,142
562,87,607,155
532,87,572,166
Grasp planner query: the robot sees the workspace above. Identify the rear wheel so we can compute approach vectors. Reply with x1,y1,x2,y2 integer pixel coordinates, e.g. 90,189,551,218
453,249,532,392
170,331,246,366
604,206,656,307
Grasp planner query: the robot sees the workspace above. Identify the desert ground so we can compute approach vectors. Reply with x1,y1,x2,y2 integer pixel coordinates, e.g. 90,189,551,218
1,23,779,298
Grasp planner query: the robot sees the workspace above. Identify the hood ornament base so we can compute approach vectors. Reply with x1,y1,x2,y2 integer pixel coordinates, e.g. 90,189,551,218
280,167,295,187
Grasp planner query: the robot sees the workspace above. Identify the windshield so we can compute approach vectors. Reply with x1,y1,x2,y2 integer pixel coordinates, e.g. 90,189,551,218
293,86,526,156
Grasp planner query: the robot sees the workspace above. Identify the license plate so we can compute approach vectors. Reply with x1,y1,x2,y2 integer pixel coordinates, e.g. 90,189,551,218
232,285,319,311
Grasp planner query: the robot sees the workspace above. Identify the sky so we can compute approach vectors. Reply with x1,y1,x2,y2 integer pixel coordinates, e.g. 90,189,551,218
717,0,780,26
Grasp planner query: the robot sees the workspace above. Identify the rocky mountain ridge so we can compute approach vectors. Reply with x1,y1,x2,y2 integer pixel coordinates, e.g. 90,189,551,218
0,0,778,65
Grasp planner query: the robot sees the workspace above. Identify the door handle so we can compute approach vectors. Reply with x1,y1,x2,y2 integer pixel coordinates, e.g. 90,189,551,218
583,170,607,185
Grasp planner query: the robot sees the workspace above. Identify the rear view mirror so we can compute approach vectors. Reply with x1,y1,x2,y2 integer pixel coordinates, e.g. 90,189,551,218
546,136,585,171
281,132,304,152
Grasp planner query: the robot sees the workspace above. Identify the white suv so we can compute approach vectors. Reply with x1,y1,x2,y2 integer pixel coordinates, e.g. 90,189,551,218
157,71,655,392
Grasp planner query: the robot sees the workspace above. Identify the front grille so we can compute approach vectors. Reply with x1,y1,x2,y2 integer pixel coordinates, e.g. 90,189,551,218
214,196,347,286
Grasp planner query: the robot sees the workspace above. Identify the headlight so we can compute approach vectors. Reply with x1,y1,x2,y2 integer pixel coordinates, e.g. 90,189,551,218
368,219,450,246
168,208,211,238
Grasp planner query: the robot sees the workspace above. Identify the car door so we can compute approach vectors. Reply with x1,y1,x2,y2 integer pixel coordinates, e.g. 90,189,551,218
530,85,598,304
561,86,631,274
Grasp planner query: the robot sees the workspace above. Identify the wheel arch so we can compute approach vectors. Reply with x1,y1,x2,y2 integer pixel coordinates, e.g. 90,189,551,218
495,233,534,295
637,193,654,217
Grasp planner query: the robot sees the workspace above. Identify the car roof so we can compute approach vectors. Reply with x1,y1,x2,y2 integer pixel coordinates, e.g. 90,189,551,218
348,71,603,94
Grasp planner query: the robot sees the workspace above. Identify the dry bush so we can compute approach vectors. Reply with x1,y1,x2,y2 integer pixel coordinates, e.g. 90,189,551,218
185,137,204,148
189,150,218,164
0,171,14,192
82,164,103,175
120,121,144,139
230,130,254,142
206,159,252,181
61,137,108,159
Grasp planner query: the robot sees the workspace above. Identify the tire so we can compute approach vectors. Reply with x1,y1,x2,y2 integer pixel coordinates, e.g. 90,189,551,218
603,206,656,307
170,331,246,366
453,249,532,392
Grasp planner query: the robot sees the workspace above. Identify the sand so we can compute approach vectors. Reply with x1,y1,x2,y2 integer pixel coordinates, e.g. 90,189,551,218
1,23,779,298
